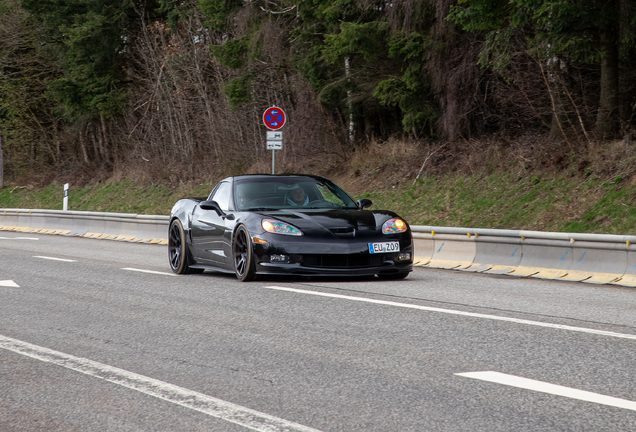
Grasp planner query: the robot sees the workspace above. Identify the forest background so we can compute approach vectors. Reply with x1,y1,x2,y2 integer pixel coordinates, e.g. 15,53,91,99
1,0,636,233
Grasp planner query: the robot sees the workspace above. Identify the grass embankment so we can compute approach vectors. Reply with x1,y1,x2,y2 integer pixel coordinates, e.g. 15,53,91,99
356,173,636,234
0,180,211,215
1,170,635,235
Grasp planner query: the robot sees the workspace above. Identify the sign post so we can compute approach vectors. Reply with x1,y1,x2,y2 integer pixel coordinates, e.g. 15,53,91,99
266,131,283,174
263,106,286,174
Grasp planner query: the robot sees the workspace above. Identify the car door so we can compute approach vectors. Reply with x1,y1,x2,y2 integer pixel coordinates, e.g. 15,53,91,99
191,181,232,267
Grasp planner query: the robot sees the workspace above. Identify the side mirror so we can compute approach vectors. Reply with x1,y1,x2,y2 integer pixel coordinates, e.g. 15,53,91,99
199,200,235,220
357,199,373,210
200,200,224,214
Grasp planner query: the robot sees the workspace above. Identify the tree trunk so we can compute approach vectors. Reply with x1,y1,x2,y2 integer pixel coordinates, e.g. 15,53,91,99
594,24,620,139
345,56,354,143
55,122,61,166
0,136,3,188
79,128,89,164
619,0,634,129
100,111,110,163
94,125,105,162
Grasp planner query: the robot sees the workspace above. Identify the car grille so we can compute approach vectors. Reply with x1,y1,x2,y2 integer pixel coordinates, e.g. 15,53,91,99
302,253,386,268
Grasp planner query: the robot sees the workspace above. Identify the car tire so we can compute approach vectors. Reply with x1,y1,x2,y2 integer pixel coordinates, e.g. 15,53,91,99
168,219,203,274
233,225,256,282
378,272,409,280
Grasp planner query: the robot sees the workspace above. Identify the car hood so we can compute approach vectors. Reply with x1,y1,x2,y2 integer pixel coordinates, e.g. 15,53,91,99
255,208,400,235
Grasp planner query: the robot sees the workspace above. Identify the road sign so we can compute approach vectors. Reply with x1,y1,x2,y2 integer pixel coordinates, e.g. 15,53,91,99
263,106,286,130
263,107,286,175
267,131,283,140
266,131,283,150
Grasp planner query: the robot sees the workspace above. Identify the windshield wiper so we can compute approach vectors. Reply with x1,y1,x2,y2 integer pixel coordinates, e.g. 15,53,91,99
244,207,279,211
302,206,353,210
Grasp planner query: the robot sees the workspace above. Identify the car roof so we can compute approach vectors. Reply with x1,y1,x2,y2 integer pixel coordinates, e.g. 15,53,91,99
229,174,330,182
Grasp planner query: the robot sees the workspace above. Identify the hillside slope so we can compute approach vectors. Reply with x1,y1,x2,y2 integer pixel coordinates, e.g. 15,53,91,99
2,138,635,235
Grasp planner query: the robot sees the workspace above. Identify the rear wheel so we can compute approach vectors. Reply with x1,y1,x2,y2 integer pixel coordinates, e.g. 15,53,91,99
168,219,203,274
233,225,256,282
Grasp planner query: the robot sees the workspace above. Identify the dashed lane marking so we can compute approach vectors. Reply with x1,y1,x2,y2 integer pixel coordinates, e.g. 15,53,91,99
34,256,77,262
0,280,19,287
0,334,323,432
0,237,39,240
457,371,636,411
122,268,177,277
264,285,636,341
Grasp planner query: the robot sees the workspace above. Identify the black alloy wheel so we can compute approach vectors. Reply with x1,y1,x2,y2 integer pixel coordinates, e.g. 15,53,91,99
233,225,256,281
168,219,202,274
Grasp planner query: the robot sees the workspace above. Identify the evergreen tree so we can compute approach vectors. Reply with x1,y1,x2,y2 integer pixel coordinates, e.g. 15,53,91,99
449,0,636,139
20,0,134,119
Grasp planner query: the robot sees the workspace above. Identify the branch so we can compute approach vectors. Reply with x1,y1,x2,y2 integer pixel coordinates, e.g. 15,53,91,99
536,52,574,154
557,75,591,146
259,4,297,15
413,143,447,186
516,84,551,130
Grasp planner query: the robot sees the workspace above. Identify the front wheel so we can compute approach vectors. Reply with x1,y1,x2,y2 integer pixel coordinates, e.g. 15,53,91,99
233,225,256,282
168,219,203,274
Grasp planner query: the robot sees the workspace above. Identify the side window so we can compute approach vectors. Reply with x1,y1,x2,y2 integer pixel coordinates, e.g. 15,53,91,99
317,184,341,206
211,182,231,211
207,185,219,201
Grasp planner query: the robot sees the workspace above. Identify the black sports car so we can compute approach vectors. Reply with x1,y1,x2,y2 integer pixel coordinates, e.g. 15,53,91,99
168,174,413,281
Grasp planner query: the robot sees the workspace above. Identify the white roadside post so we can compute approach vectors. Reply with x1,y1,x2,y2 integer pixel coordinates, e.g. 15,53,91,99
262,106,286,174
63,183,69,211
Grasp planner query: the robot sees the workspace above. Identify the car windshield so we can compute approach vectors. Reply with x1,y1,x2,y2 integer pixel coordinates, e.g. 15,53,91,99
234,177,358,211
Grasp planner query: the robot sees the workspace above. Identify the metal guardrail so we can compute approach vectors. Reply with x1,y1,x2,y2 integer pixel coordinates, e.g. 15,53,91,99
411,225,636,245
0,208,169,244
2,209,636,287
410,226,636,287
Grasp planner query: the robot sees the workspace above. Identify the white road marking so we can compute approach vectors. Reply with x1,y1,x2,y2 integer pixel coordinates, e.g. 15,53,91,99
122,268,176,277
0,237,39,240
457,371,636,411
0,280,19,287
0,334,322,432
264,286,636,341
34,256,77,262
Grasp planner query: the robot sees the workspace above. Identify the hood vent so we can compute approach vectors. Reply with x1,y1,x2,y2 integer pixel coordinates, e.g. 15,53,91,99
330,227,355,238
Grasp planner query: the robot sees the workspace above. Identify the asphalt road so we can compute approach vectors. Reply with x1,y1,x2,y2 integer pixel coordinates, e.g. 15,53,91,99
1,232,636,431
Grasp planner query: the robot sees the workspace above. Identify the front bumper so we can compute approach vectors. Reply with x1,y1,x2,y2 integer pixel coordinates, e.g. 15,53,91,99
252,235,414,277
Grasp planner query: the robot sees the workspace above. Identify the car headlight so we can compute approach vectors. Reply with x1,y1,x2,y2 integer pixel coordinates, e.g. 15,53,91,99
382,218,407,234
262,219,303,236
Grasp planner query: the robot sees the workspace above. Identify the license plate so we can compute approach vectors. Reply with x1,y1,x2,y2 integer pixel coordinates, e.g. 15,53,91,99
368,242,400,254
